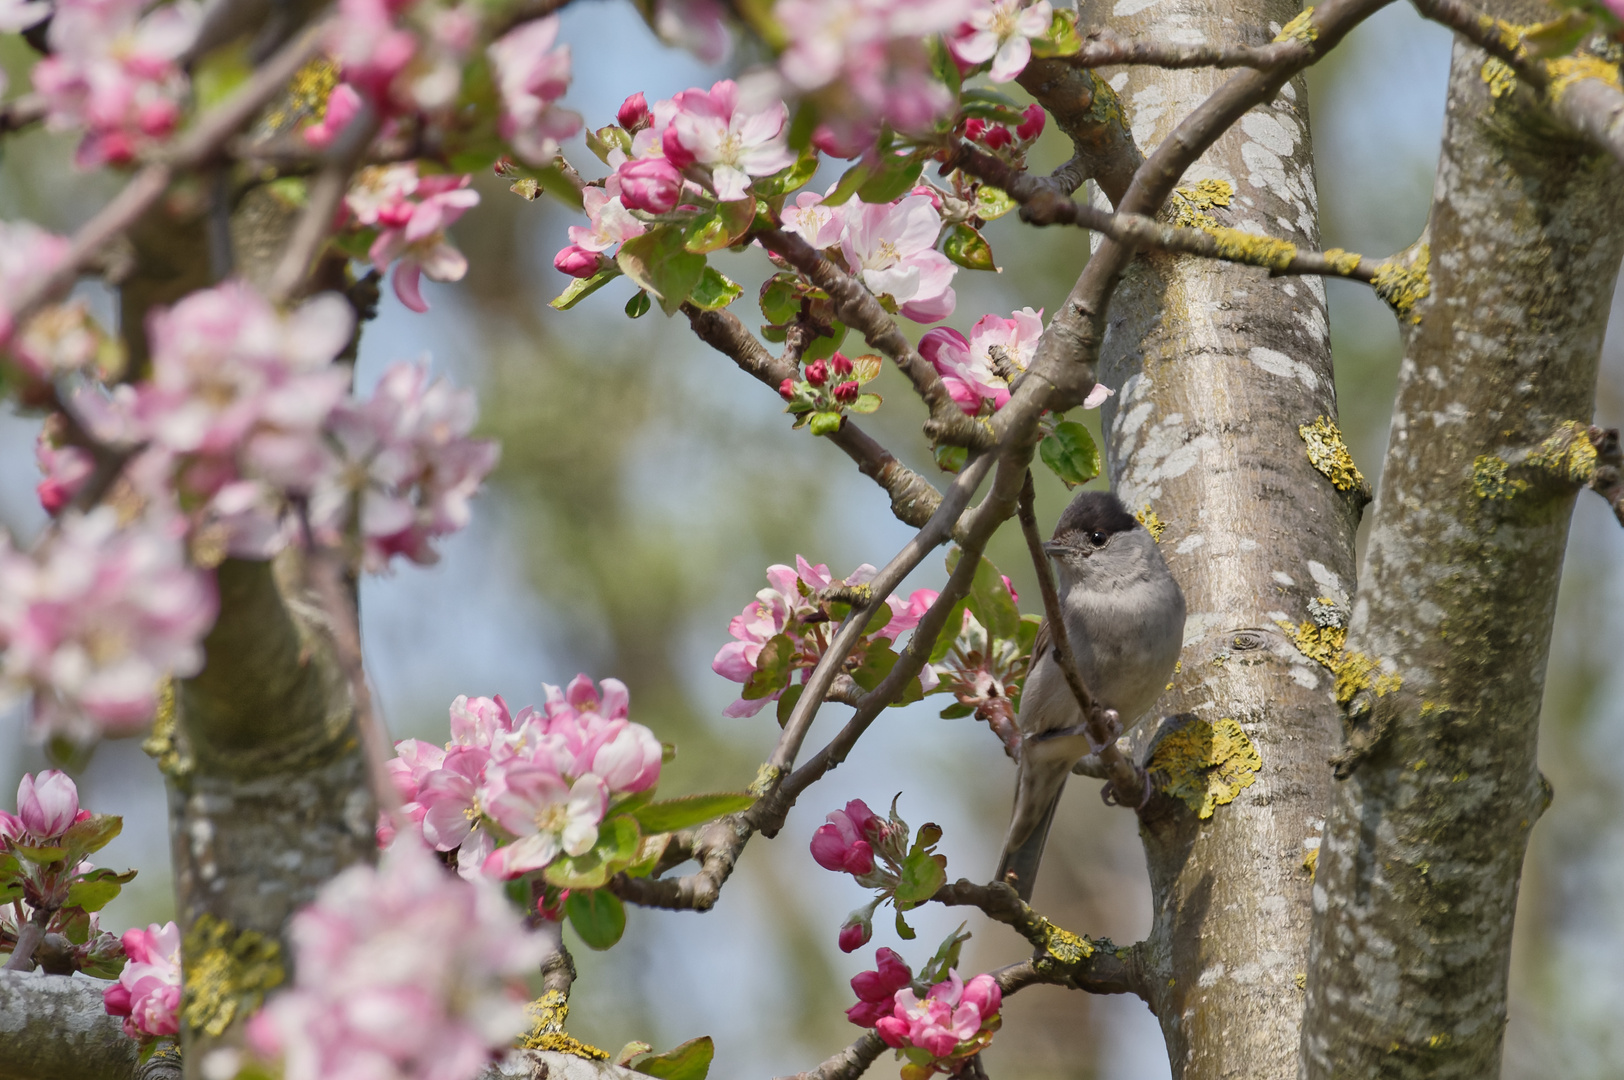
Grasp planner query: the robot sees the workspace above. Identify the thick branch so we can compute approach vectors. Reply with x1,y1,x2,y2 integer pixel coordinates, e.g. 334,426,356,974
1066,28,1284,70
779,1032,887,1080
0,971,148,1080
1016,59,1144,204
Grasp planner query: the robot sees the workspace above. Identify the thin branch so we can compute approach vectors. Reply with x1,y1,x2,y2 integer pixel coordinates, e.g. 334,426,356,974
1015,472,1145,806
266,107,382,304
777,1032,887,1080
1016,58,1143,204
1064,28,1284,70
2,907,51,972
0,93,46,134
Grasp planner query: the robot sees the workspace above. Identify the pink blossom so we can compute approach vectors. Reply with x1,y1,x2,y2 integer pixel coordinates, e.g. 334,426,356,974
0,0,49,31
881,969,1001,1060
950,1,1053,82
389,738,448,805
654,0,732,63
32,0,201,168
448,694,516,753
417,747,491,851
839,195,957,323
35,432,94,516
480,761,608,877
838,914,872,954
1083,382,1115,408
303,83,364,149
711,558,832,717
1016,102,1046,141
325,0,416,104
353,169,481,313
318,362,499,572
662,80,796,201
617,92,651,132
616,157,684,214
0,221,70,343
811,799,880,875
247,842,548,1080
568,185,645,254
7,301,116,383
847,947,913,1026
877,587,942,638
0,508,215,744
488,16,583,165
920,306,1043,414
103,921,181,1039
590,721,662,794
554,245,605,278
14,770,81,839
782,188,845,249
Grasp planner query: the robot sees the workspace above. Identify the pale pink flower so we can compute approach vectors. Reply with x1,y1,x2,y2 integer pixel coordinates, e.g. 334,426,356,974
840,195,957,323
247,842,548,1080
919,307,1044,414
653,0,732,63
781,188,845,250
389,737,448,805
567,184,645,254
103,921,181,1040
448,694,516,753
0,0,49,31
662,79,796,201
488,16,583,165
364,173,481,313
318,362,499,571
480,761,608,877
876,969,1001,1060
810,799,879,875
616,157,684,214
13,770,81,839
302,83,364,149
553,245,603,278
1083,382,1115,409
35,433,94,516
950,0,1053,82
8,301,115,382
325,0,417,103
0,508,215,744
0,221,71,343
876,587,942,639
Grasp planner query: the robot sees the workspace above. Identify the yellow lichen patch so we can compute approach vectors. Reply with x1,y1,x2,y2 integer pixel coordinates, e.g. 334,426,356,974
1274,7,1318,43
1547,55,1621,99
1371,244,1431,323
1040,920,1095,966
1471,455,1528,500
1085,70,1126,128
1482,57,1518,99
748,762,781,797
1332,649,1401,705
1299,416,1367,493
141,677,191,780
1528,420,1599,484
1168,178,1234,228
1135,506,1167,542
1206,226,1297,271
1148,717,1262,820
262,56,340,133
519,991,610,1059
181,915,284,1038
1321,248,1362,276
1294,972,1308,989
1302,846,1319,879
1278,618,1347,668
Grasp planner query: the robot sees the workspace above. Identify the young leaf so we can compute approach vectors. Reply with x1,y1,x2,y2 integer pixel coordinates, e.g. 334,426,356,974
743,634,795,700
544,851,611,890
617,228,707,316
847,393,882,414
565,889,627,950
928,598,970,663
823,161,873,207
631,793,757,834
895,909,917,940
802,322,847,363
973,185,1018,222
683,200,753,254
61,814,122,859
943,223,997,271
551,265,623,310
596,814,643,867
759,273,802,325
851,641,900,692
64,867,138,914
938,702,974,719
775,681,805,728
934,444,968,474
617,1042,654,1067
918,922,972,987
621,831,671,879
1039,420,1102,488
688,267,743,311
633,1036,715,1080
754,149,820,196
967,553,1022,642
809,411,843,436
1031,6,1084,57
625,290,652,318
894,847,948,905
848,354,883,384
857,155,925,205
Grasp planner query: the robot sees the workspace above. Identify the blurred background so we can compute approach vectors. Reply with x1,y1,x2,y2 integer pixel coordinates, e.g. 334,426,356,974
3,6,1623,1078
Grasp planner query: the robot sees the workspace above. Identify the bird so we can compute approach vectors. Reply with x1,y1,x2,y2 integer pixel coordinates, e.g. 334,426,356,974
995,490,1186,901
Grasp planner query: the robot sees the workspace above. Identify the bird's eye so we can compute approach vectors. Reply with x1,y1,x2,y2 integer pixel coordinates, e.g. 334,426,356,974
1089,531,1108,547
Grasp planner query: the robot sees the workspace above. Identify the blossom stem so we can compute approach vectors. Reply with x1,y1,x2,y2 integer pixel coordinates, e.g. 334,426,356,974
2,906,52,972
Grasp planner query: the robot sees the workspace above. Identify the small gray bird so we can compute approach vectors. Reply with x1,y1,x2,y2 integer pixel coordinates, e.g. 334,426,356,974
995,490,1186,900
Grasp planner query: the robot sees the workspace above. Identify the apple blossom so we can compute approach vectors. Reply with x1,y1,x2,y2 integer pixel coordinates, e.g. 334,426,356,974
35,427,94,516
32,0,202,168
0,507,215,743
662,79,797,201
0,221,71,344
103,921,181,1040
557,182,645,276
488,16,583,165
12,770,82,840
920,307,1044,415
554,245,605,278
847,947,914,1027
303,82,364,149
875,968,1002,1067
811,799,880,875
326,0,417,102
618,92,651,132
364,173,481,313
1016,102,1046,141
0,0,48,31
653,0,732,63
949,0,1053,83
839,911,873,954
616,157,684,215
839,195,957,323
480,762,608,878
247,842,549,1080
782,188,846,249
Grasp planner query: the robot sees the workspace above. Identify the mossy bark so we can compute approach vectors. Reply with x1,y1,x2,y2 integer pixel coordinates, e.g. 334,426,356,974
1299,17,1624,1079
1078,1,1360,1076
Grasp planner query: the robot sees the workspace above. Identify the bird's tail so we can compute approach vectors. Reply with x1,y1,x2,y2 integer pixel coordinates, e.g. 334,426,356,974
994,768,1068,902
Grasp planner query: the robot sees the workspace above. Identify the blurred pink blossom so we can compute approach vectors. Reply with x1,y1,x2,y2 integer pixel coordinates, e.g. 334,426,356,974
325,0,417,103
352,169,481,313
35,431,94,517
662,79,796,201
302,83,364,149
0,221,71,344
247,842,547,1080
488,16,583,165
653,0,732,63
949,0,1053,82
103,921,181,1040
839,195,956,323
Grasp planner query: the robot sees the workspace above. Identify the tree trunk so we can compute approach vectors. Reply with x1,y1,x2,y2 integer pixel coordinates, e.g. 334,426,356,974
1300,15,1624,1079
1081,1,1361,1076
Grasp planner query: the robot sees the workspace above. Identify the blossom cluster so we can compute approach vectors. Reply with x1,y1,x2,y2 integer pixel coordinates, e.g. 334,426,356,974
782,187,958,323
0,222,122,394
387,677,662,881
247,841,548,1080
810,797,948,952
344,164,482,313
103,922,182,1040
845,947,1003,1078
712,556,940,719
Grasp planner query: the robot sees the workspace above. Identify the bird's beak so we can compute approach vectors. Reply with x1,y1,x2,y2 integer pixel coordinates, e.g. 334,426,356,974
1042,540,1074,558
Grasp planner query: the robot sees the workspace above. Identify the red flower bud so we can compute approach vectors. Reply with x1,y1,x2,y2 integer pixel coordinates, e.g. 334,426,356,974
830,353,853,377
779,377,797,401
983,124,1014,151
805,359,828,386
617,91,650,132
834,380,860,404
838,918,871,953
963,117,988,142
1017,103,1047,142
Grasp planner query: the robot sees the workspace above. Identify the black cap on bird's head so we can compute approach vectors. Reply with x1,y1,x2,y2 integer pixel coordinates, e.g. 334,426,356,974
1043,490,1140,557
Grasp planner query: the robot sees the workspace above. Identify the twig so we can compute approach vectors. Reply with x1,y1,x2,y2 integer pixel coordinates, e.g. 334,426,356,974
2,907,51,972
1015,472,1145,806
778,1031,887,1080
266,107,382,304
532,919,576,997
0,93,46,134
1585,425,1624,526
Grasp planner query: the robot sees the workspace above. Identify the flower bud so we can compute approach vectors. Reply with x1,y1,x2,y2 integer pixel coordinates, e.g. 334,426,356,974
838,910,873,953
983,124,1014,151
553,244,604,278
805,358,828,386
617,91,651,132
830,352,853,377
617,158,683,214
834,380,859,404
779,377,797,401
1017,103,1047,142
962,118,987,142
907,184,944,213
16,770,79,839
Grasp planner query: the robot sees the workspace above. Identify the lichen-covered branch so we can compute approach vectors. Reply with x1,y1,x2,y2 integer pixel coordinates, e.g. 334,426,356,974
0,970,181,1080
1016,57,1143,204
1300,22,1624,1077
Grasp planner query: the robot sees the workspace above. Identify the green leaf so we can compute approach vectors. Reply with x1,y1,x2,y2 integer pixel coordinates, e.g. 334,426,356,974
65,867,138,914
918,923,972,987
688,267,743,311
802,322,847,363
848,354,883,384
934,444,968,474
775,682,805,728
565,889,626,950
973,185,1018,222
551,265,623,310
0,881,23,905
61,814,121,859
857,155,925,205
617,1042,654,1067
683,199,755,254
1039,420,1102,488
753,150,820,196
625,290,652,319
894,847,948,905
587,124,631,164
1031,6,1084,57
928,596,970,663
192,41,252,112
58,907,91,945
596,814,643,868
631,793,757,834
895,909,917,940
960,88,1021,109
617,228,707,316
847,393,882,414
938,702,974,719
913,822,943,850
943,223,997,271
759,273,802,325
822,161,873,207
851,642,900,692
543,851,610,890
957,101,1029,125
926,36,962,102
621,832,671,879
808,411,843,436
633,1036,715,1080
743,634,795,700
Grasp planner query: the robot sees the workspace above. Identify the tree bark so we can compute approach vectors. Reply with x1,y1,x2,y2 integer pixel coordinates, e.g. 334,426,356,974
1299,17,1624,1079
1079,1,1361,1077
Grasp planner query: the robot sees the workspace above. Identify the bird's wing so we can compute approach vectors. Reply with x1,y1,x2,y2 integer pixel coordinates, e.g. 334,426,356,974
1028,616,1051,677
